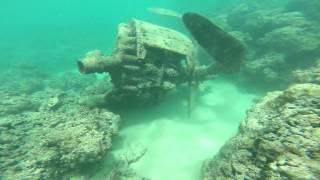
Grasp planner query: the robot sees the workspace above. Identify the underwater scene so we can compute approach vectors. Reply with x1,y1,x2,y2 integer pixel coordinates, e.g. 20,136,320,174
1,0,320,179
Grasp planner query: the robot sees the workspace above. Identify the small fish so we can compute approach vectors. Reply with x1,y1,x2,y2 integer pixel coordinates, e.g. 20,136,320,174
147,7,182,18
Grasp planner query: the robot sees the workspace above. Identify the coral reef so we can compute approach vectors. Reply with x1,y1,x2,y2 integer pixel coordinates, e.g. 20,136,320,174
106,144,150,180
0,93,40,116
286,0,320,21
0,69,120,179
241,52,286,84
293,60,320,84
225,3,320,89
202,84,320,179
47,71,101,91
0,68,47,95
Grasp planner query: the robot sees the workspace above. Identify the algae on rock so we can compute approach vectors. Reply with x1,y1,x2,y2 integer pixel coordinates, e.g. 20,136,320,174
203,83,320,179
224,2,320,89
0,70,120,179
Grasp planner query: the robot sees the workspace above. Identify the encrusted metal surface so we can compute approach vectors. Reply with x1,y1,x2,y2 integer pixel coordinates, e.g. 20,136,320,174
134,19,194,60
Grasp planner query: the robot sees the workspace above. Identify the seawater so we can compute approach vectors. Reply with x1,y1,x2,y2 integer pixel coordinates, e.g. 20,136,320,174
0,0,300,179
0,0,232,71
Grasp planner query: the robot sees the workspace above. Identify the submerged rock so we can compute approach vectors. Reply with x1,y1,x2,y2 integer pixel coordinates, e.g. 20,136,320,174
226,3,320,89
286,0,320,21
203,83,320,179
0,93,40,116
242,52,287,84
0,72,120,179
293,59,320,84
106,144,150,180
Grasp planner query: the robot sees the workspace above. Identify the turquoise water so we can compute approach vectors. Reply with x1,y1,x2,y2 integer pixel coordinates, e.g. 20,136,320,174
0,0,288,71
1,0,319,179
0,0,234,71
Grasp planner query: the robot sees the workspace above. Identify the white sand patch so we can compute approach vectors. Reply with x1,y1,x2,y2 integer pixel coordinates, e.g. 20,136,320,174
100,79,256,180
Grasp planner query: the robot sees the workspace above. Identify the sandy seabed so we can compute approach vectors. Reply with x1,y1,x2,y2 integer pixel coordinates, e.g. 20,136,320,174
98,79,257,180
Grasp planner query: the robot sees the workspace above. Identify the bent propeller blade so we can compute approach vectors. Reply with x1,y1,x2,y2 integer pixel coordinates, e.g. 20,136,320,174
182,12,246,73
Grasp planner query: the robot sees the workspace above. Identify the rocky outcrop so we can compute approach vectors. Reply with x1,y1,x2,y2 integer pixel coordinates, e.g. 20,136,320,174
293,60,320,84
286,0,320,21
0,69,120,179
242,52,286,84
203,84,320,179
106,144,150,180
225,3,320,89
0,94,40,116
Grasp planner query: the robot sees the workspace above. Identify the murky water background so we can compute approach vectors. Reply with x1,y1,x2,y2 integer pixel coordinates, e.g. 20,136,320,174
2,0,318,179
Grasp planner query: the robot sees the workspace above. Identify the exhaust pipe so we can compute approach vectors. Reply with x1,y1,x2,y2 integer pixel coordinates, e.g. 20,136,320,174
77,50,121,74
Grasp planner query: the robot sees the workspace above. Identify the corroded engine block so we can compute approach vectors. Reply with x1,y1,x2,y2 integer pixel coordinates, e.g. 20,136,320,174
78,20,197,106
77,14,246,107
